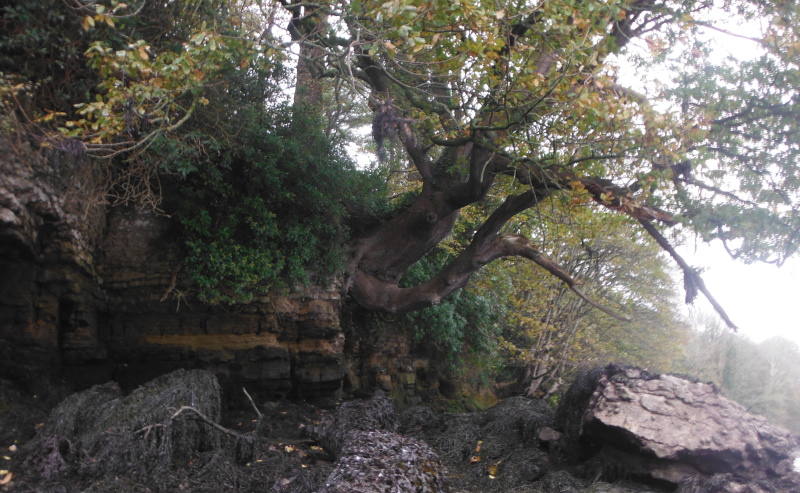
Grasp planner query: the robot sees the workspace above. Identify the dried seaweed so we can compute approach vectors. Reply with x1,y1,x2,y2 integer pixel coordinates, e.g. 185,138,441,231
306,390,398,458
320,430,449,493
0,378,53,448
407,396,554,492
13,369,270,491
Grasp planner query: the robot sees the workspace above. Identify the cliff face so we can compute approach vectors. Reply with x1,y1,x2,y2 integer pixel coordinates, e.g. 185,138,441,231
99,204,347,405
0,140,430,404
0,138,107,390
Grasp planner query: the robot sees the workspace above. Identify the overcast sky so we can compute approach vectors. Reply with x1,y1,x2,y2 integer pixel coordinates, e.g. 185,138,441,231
680,242,800,346
614,13,800,347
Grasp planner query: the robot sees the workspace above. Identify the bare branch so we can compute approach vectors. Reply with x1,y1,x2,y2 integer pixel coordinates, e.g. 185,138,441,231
499,235,631,321
638,219,739,330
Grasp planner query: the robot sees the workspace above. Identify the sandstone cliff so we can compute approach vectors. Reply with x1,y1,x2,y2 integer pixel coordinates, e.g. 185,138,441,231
0,139,431,404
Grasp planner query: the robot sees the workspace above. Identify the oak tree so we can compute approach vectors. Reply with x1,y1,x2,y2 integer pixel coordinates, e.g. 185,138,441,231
284,0,799,324
6,0,799,326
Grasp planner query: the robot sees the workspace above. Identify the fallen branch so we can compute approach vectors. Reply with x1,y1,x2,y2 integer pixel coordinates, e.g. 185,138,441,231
243,387,263,419
135,405,246,440
169,406,244,439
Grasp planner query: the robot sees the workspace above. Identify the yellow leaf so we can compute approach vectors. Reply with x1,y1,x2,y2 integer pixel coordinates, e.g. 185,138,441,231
139,46,149,61
83,15,95,30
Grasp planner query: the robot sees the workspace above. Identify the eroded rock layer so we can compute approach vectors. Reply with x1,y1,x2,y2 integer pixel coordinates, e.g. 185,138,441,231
0,141,346,402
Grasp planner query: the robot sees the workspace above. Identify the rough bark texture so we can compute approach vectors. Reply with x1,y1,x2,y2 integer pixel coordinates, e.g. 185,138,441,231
555,364,800,486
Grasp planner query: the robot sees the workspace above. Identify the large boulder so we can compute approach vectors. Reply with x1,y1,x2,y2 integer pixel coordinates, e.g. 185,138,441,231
555,364,800,486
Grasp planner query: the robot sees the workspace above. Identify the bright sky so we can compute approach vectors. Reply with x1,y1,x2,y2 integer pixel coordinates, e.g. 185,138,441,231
680,242,800,346
614,11,800,346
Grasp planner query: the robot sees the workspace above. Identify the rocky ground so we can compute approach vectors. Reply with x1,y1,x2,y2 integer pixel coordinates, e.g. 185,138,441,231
1,366,798,493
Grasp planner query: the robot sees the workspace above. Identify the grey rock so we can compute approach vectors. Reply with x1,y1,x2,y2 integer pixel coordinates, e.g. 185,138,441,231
556,364,800,486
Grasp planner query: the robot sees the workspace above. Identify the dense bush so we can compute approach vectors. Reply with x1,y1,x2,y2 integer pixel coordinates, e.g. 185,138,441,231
173,109,389,304
1,0,391,304
399,248,503,373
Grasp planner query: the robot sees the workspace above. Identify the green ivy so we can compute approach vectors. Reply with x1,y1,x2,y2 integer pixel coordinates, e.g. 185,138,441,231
171,108,389,304
399,248,503,372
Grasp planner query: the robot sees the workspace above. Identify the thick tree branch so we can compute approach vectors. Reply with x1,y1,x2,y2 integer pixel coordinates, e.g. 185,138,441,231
637,219,738,330
351,186,628,320
578,177,678,225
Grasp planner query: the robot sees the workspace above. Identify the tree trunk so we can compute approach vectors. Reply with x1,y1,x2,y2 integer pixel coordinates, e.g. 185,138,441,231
290,4,327,120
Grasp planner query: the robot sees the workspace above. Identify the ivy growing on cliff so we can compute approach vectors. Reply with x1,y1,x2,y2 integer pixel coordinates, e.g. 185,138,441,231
173,109,389,304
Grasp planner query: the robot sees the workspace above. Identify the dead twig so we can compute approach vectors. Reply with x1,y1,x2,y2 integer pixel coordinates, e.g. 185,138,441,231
242,387,263,419
134,405,246,440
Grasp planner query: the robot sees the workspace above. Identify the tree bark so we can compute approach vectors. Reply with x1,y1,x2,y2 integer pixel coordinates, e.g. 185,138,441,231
289,3,327,119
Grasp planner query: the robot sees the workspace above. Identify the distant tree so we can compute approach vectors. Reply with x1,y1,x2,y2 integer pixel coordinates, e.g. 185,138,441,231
493,204,688,398
680,313,800,431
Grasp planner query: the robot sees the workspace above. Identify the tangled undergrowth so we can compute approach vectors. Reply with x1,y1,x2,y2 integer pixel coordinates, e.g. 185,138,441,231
3,370,335,492
1,370,749,493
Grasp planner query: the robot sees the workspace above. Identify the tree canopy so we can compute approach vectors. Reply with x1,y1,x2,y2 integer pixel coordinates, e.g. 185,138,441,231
283,0,800,325
2,0,799,327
